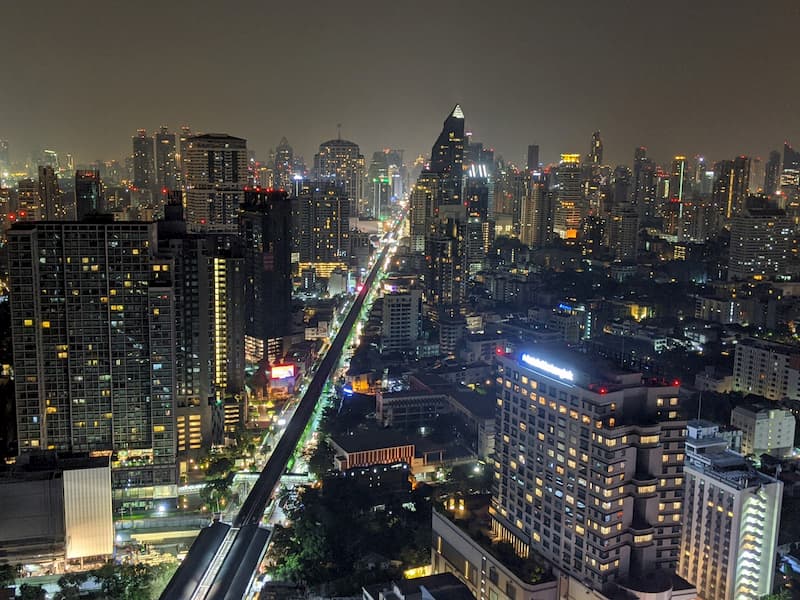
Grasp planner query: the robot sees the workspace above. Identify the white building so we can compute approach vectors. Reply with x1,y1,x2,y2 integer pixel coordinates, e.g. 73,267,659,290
381,289,422,352
731,404,796,458
678,420,783,600
733,337,800,401
493,348,686,588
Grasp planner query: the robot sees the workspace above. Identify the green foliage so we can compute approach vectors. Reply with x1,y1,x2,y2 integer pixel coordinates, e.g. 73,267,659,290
206,456,234,477
760,591,790,600
0,564,16,588
270,480,431,594
305,439,334,479
19,584,46,600
91,560,176,600
54,572,88,600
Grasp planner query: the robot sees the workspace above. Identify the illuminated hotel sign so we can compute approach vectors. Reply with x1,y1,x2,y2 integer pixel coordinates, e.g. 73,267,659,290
520,353,575,382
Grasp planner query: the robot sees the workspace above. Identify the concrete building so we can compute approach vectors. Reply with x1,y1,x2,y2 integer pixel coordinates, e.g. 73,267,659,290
678,420,783,600
9,217,177,506
0,454,113,566
184,133,247,232
728,208,792,281
731,404,796,458
733,337,800,401
381,289,422,352
493,348,686,588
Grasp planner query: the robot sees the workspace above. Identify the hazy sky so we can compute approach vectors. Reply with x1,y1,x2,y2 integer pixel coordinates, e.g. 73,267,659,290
2,0,799,169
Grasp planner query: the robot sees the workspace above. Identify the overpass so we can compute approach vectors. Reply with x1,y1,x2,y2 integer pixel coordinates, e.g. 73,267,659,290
159,224,398,600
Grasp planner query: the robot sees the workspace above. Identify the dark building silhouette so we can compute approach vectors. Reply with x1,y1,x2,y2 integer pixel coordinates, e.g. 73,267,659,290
75,169,103,219
429,104,465,205
132,129,155,190
155,126,178,190
240,188,293,362
765,149,781,196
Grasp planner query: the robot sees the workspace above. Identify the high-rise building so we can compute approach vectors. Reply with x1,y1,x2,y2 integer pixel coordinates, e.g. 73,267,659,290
526,144,540,172
158,202,245,462
669,155,688,218
132,129,155,191
630,147,656,219
381,289,422,352
240,189,293,362
747,156,764,195
552,154,585,239
519,171,550,247
9,217,177,505
184,133,247,232
764,150,781,197
732,337,800,401
155,126,178,191
38,165,61,220
295,180,351,275
409,172,440,252
588,131,603,165
607,201,639,260
428,104,465,206
178,125,192,184
728,207,792,280
493,349,686,587
0,139,9,169
273,137,294,191
611,165,632,208
368,150,392,218
781,142,800,190
679,420,782,600
75,169,103,219
426,207,467,308
313,138,365,215
16,178,39,221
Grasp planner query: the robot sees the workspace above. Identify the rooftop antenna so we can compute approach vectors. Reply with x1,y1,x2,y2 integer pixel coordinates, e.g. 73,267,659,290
337,123,342,140
697,391,703,421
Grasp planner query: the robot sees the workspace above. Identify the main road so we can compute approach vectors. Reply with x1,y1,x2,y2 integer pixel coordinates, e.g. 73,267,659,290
159,217,401,600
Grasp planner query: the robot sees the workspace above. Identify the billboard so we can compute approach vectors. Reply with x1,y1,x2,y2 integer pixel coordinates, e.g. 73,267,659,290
270,364,295,380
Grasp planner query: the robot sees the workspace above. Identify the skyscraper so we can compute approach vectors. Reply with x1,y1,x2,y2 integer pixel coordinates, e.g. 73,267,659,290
588,130,603,165
240,188,293,362
16,178,39,221
178,125,192,184
552,154,584,239
184,133,247,232
764,149,781,197
0,139,9,169
630,147,656,219
273,137,294,191
38,165,61,220
132,129,155,191
155,126,178,191
669,156,688,218
9,218,177,505
526,144,540,172
607,201,639,260
728,207,792,280
409,172,440,252
368,150,392,219
519,171,550,247
713,157,751,219
493,349,686,588
428,104,465,206
678,420,782,600
313,138,365,215
295,180,351,275
75,169,103,219
158,202,245,461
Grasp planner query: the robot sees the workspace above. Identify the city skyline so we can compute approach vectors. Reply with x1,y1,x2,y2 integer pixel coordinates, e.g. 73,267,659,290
2,1,800,168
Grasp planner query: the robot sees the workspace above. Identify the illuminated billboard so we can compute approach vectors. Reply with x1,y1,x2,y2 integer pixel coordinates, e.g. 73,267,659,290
270,364,295,380
520,353,575,382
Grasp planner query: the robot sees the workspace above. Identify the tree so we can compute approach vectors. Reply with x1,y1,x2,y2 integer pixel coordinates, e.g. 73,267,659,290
93,561,153,600
306,439,334,479
0,564,16,588
54,572,88,600
19,584,46,600
761,592,790,600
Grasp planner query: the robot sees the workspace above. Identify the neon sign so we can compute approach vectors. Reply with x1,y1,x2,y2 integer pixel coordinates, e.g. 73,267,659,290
520,353,575,382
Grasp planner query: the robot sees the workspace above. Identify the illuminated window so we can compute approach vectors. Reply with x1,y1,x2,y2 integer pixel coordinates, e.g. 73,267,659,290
23,319,33,327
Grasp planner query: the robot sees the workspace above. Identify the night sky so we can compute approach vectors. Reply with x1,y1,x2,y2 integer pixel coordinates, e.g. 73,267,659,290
3,0,799,168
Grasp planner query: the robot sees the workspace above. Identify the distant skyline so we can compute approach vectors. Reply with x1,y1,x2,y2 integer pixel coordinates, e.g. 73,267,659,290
2,0,799,169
